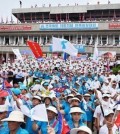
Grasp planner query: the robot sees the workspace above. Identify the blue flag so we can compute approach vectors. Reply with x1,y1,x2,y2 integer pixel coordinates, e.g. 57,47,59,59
63,53,69,61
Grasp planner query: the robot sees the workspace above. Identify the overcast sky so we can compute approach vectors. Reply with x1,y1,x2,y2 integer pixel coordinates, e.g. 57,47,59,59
0,0,120,21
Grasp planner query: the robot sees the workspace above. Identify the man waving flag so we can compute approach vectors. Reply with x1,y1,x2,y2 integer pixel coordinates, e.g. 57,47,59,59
52,37,78,57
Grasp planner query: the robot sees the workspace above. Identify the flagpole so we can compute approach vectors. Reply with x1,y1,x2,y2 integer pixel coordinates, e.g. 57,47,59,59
69,55,71,66
93,36,99,62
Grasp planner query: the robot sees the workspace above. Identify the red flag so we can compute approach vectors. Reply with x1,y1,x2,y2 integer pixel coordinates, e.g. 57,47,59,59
61,119,70,134
0,90,9,97
4,80,12,88
115,113,120,127
27,40,43,58
58,112,70,134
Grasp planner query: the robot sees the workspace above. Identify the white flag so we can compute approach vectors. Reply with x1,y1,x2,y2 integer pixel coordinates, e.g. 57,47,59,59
93,42,99,62
52,37,78,56
20,105,31,118
12,48,23,62
20,104,48,122
32,104,48,122
23,77,27,86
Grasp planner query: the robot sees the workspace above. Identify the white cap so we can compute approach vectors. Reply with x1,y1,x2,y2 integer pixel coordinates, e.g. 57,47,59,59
104,109,114,116
84,93,91,97
102,94,110,98
2,111,24,123
70,126,92,134
32,95,41,101
104,80,109,83
67,94,74,98
76,93,82,96
68,97,80,103
47,106,58,114
70,107,84,114
0,105,8,112
44,96,52,101
75,81,80,86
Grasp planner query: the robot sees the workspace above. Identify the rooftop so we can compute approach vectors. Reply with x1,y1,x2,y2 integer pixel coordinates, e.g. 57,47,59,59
12,3,120,14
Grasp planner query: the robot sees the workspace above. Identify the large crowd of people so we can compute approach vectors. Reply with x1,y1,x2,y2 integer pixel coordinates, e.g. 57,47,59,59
0,57,120,134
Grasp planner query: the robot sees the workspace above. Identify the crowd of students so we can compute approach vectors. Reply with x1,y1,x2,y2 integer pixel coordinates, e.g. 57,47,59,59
0,57,120,134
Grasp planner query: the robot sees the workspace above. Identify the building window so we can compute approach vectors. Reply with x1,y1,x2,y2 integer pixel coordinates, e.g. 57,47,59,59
102,37,107,45
15,37,18,45
34,37,38,42
5,37,9,45
24,37,27,45
115,37,119,45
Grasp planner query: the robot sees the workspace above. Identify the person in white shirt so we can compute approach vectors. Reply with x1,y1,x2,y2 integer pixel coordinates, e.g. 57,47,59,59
109,71,116,82
116,70,120,88
94,94,112,131
99,109,120,134
101,80,111,94
107,77,112,87
109,82,118,97
116,71,120,82
91,77,101,89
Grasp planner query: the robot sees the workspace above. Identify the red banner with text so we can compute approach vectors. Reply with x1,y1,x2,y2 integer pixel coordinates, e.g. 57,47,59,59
27,40,43,58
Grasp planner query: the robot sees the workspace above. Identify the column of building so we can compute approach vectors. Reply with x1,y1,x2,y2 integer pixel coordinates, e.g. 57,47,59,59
76,35,78,44
46,36,48,44
22,36,24,45
113,35,115,45
119,35,120,46
17,37,19,46
3,36,5,45
80,35,83,44
106,35,109,45
0,37,1,45
100,35,103,46
89,35,93,45
37,37,38,43
39,36,42,45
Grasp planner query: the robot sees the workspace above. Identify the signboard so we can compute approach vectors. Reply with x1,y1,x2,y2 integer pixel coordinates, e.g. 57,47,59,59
109,23,120,29
40,23,98,30
0,25,32,31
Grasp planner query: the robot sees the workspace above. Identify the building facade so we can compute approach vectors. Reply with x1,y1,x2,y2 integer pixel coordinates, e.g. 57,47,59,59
0,3,120,62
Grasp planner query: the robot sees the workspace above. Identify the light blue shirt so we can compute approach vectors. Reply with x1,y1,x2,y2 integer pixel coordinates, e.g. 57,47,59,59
67,119,86,129
14,127,29,134
0,122,9,134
